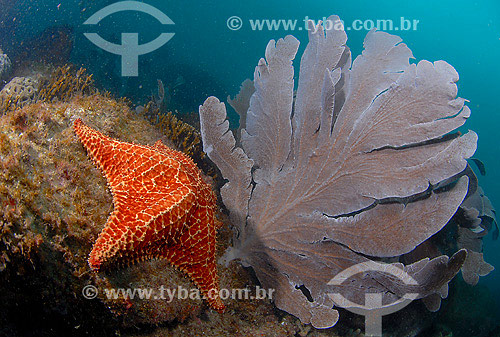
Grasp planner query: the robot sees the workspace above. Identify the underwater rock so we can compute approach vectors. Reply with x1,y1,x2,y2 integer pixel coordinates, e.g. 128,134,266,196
0,76,38,111
0,50,12,84
0,91,301,336
200,15,476,328
0,94,211,333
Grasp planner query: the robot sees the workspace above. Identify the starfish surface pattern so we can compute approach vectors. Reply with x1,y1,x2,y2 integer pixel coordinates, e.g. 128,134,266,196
73,118,224,311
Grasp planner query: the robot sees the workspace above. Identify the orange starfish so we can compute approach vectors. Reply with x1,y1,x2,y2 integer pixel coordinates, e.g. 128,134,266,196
73,118,224,312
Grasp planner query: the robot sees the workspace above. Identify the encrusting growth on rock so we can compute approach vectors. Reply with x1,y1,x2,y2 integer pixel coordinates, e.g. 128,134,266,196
73,118,224,312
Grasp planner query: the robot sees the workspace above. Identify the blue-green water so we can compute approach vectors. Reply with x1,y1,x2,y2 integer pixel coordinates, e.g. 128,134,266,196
1,0,499,334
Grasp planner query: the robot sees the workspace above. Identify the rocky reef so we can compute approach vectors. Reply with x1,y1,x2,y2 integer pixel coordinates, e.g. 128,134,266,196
0,67,313,337
0,92,192,332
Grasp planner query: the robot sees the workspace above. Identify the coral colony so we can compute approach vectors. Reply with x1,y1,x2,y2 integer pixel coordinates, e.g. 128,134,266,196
199,15,491,328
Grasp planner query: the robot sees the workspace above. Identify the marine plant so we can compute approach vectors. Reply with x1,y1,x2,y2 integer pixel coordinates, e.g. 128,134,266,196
37,65,94,102
199,16,479,328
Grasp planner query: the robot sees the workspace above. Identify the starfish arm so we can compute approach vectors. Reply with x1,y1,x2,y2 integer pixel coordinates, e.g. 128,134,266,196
88,211,124,270
162,204,225,312
74,118,121,178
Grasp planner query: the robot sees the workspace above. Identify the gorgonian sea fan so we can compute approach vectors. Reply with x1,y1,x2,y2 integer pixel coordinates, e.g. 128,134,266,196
199,15,476,328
